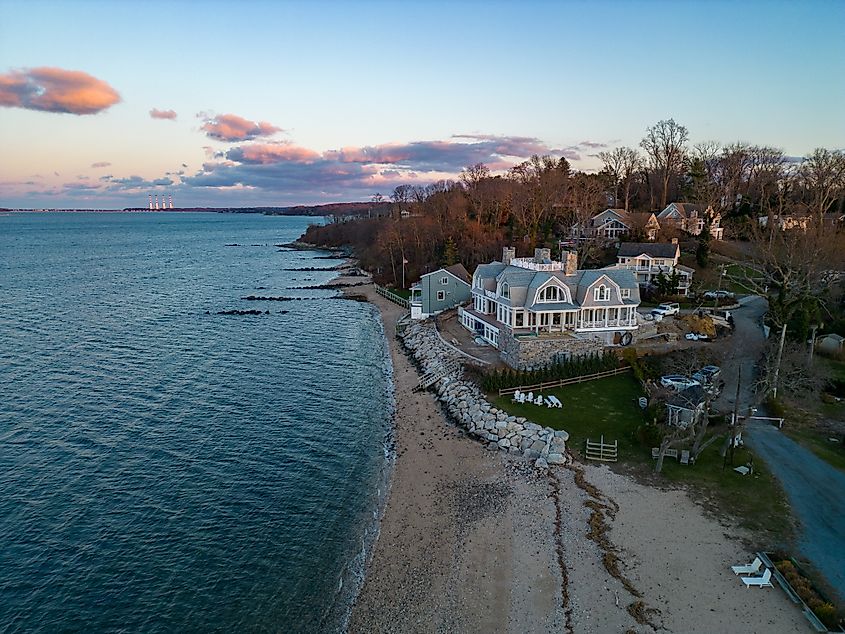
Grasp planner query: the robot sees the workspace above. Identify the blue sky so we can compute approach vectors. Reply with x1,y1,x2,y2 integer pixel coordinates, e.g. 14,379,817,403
1,0,843,208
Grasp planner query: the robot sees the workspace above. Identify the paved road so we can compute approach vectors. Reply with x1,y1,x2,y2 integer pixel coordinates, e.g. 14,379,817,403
746,422,845,602
706,296,845,601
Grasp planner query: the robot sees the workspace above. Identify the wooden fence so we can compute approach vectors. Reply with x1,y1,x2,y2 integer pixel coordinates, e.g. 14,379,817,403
585,436,618,462
374,284,409,309
497,366,631,396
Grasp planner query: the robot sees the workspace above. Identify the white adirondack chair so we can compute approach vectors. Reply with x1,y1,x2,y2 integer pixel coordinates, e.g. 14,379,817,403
731,557,763,576
741,569,773,588
534,395,543,406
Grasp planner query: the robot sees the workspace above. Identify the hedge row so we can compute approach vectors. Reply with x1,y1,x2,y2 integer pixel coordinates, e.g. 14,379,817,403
480,351,620,392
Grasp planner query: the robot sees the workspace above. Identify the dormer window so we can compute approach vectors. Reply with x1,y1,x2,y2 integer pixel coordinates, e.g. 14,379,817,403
539,285,561,302
621,288,631,299
594,285,610,301
500,282,510,298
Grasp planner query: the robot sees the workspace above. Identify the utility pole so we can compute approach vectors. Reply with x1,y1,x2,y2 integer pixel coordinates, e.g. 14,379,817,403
723,366,742,469
808,324,818,364
771,323,788,399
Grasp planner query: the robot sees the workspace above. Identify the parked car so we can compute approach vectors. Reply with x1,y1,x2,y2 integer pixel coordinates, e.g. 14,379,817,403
699,365,721,381
703,290,735,300
659,375,701,391
652,302,680,317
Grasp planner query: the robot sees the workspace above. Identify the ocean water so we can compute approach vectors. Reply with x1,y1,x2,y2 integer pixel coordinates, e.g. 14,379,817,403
0,212,393,633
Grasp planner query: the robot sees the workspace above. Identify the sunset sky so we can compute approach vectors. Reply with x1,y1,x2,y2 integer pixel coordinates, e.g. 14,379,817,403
1,0,843,209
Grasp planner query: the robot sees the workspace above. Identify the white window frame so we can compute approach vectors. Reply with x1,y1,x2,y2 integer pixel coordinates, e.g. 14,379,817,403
500,282,510,298
539,285,561,303
440,276,449,285
436,290,446,301
594,285,610,301
621,288,631,299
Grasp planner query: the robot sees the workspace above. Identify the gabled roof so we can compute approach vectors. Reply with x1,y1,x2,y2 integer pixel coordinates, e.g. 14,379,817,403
444,263,471,284
667,385,707,410
422,263,471,286
659,203,708,219
618,242,679,259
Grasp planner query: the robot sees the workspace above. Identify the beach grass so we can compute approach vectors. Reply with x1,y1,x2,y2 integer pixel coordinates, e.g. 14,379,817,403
657,441,794,541
492,373,649,460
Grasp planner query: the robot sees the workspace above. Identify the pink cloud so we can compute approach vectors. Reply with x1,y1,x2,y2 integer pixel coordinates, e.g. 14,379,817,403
150,108,177,120
91,161,111,168
0,67,120,115
199,113,282,142
226,143,320,164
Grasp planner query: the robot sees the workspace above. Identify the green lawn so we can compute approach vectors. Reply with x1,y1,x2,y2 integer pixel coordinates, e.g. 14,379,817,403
390,287,411,299
493,373,793,542
492,373,648,460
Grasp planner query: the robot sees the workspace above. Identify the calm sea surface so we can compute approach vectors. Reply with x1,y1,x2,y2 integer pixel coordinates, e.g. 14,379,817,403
0,212,392,633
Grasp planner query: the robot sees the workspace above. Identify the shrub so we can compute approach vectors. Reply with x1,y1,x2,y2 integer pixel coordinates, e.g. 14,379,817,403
480,350,621,392
765,396,786,418
814,602,838,629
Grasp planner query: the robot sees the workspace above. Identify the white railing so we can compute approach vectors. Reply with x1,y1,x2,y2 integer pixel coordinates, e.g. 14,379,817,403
484,289,497,299
509,257,566,272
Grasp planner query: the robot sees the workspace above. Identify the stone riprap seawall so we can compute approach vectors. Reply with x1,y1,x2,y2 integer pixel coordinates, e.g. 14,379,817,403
401,321,569,469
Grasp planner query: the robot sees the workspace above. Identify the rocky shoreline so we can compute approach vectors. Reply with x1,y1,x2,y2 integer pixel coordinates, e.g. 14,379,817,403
400,321,569,468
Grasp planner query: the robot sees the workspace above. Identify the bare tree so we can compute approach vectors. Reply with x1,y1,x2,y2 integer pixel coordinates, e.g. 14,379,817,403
799,148,845,218
640,118,689,209
741,217,845,331
598,146,642,211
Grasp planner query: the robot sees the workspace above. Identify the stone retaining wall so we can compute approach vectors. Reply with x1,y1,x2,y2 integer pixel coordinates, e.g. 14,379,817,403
499,329,602,370
401,321,569,468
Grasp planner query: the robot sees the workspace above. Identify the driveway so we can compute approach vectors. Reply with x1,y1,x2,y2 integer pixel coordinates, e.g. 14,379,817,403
746,422,845,602
712,295,768,414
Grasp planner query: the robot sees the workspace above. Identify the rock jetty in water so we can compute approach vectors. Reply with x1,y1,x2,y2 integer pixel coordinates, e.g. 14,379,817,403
400,321,569,469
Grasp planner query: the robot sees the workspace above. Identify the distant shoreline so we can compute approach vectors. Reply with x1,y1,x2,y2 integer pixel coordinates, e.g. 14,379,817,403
1,201,390,217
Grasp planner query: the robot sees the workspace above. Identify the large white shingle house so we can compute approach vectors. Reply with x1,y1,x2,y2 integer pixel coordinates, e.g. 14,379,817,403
616,241,694,296
459,248,641,365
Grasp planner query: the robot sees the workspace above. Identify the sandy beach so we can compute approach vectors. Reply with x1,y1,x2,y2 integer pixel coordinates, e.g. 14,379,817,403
342,276,808,634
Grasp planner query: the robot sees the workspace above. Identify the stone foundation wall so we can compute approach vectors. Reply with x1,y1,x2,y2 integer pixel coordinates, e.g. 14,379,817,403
498,329,606,370
401,322,569,468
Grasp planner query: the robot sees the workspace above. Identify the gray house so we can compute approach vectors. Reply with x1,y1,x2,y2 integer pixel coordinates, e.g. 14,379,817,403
409,264,472,320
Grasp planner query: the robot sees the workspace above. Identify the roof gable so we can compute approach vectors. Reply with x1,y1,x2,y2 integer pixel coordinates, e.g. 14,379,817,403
617,242,679,259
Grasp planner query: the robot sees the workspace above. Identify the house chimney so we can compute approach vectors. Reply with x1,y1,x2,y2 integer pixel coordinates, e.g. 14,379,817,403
671,237,678,245
564,250,578,275
502,246,515,266
534,248,551,263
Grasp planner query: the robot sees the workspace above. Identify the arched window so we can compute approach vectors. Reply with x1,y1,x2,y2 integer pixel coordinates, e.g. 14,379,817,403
539,285,560,302
594,284,610,301
500,282,510,298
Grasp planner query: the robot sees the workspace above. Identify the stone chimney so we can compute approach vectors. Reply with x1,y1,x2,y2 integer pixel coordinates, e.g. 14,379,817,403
564,250,578,276
502,246,516,266
533,248,551,263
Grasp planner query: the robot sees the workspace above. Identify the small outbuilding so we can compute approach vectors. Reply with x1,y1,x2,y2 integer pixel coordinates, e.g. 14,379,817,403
666,385,707,428
409,264,472,320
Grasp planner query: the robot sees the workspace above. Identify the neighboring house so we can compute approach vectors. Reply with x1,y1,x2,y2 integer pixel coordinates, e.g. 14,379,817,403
459,247,641,357
817,333,844,356
666,385,707,428
757,214,811,231
616,241,694,296
409,263,472,320
571,208,661,242
658,203,724,239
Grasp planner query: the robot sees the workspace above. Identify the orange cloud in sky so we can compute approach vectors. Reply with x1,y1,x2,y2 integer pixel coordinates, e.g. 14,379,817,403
199,113,281,142
0,67,120,114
